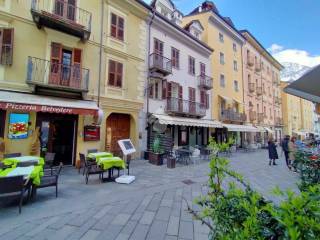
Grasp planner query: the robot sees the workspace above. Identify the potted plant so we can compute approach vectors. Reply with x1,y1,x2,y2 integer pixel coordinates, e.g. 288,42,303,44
148,135,164,165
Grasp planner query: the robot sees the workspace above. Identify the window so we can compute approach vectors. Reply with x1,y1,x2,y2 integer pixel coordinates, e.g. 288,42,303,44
220,74,225,88
108,60,123,87
248,74,251,83
234,80,239,92
110,13,124,41
155,82,159,99
233,60,238,71
188,56,195,75
154,38,163,55
0,28,14,65
233,43,237,52
219,33,224,42
219,52,225,65
200,90,209,109
200,63,206,76
171,47,180,68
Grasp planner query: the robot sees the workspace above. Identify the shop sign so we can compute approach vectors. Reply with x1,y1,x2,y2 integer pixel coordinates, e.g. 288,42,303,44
84,125,100,141
0,102,97,115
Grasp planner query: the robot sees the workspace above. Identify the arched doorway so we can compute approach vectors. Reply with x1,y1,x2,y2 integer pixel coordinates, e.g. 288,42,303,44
106,113,130,156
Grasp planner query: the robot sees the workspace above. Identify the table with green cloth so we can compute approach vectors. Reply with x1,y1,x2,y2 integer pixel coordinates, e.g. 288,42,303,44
87,152,113,162
97,157,126,171
2,156,45,168
0,165,44,186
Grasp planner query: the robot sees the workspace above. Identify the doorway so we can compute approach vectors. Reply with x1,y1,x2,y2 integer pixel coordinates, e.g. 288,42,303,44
106,113,130,156
37,113,77,165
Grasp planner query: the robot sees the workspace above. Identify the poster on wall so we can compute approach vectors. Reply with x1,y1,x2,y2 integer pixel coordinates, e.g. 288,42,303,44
8,113,29,139
84,125,100,141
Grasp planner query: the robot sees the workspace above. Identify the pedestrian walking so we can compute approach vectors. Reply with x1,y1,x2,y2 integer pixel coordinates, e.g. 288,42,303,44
281,135,291,169
288,136,297,171
268,137,279,166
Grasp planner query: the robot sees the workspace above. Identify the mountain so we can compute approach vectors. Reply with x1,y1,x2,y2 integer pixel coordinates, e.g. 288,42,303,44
280,62,311,82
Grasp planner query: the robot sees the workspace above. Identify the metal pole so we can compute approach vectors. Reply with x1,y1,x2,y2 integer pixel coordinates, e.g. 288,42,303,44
97,0,105,107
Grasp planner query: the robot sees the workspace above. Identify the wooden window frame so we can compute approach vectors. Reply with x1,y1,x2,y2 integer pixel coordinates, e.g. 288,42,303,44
108,59,123,88
188,56,195,75
171,47,180,69
0,28,14,66
110,13,124,41
154,38,163,56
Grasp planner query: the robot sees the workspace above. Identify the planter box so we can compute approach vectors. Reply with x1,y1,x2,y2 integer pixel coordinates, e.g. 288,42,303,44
148,152,164,166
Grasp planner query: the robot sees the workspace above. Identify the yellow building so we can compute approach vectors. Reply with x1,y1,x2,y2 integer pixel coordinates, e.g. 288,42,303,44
182,2,246,143
281,81,314,139
0,0,148,163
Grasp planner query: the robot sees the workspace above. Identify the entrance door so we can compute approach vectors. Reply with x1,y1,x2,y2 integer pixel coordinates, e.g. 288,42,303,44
106,114,130,156
37,113,77,165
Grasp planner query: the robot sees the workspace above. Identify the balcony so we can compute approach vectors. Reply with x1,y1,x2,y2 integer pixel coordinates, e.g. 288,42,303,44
255,62,261,72
31,0,92,41
274,97,282,105
220,109,246,123
247,55,254,67
166,97,206,118
257,113,265,123
248,83,255,93
256,87,262,96
26,57,89,98
249,110,257,121
198,75,213,90
275,117,283,126
149,53,172,77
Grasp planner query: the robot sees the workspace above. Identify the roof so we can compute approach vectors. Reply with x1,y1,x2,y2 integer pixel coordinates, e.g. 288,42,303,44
183,20,204,31
284,64,320,103
135,0,213,52
240,29,284,70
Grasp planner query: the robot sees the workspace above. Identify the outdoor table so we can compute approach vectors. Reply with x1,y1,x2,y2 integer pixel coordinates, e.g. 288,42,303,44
0,165,44,186
175,149,192,165
2,156,45,168
97,157,125,182
87,152,113,162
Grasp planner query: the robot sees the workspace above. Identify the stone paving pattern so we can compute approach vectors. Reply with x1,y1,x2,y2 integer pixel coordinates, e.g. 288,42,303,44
0,149,299,240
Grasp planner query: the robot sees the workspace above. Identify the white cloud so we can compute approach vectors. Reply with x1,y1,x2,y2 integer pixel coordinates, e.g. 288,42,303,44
268,44,320,67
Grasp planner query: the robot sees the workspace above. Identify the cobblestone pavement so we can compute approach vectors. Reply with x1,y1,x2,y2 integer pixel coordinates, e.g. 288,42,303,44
0,148,299,240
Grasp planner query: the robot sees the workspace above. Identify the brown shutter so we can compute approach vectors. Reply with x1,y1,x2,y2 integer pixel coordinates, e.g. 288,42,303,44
178,85,183,100
206,93,209,109
71,48,82,88
149,83,154,98
49,42,62,85
108,60,116,86
162,80,167,99
117,17,124,41
167,82,172,98
111,13,117,38
1,28,14,65
116,62,123,87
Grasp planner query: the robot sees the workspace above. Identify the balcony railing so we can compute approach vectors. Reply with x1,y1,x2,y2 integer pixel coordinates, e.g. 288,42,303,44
256,86,262,96
149,53,172,76
248,83,255,93
220,109,246,123
198,75,213,90
166,97,206,118
275,117,283,126
31,0,92,40
247,55,254,66
249,110,257,121
26,56,89,93
257,113,265,123
255,62,261,72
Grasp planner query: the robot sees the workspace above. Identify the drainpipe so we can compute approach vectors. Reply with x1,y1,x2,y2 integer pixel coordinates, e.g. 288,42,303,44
97,0,105,107
146,9,156,150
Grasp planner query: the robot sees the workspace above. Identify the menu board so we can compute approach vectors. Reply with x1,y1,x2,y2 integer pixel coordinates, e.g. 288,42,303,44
8,113,29,139
118,139,136,156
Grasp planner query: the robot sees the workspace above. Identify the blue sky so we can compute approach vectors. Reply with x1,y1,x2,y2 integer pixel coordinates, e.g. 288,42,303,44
144,0,320,66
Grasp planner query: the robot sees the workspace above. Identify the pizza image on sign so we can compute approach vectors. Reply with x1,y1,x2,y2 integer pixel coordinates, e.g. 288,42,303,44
8,113,29,139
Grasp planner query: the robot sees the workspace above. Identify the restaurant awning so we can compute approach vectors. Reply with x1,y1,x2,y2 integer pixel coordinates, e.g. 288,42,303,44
284,64,320,103
0,91,99,115
264,127,274,134
222,124,259,132
152,114,223,128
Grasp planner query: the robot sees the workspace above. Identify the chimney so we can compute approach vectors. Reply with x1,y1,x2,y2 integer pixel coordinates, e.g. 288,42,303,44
198,5,202,12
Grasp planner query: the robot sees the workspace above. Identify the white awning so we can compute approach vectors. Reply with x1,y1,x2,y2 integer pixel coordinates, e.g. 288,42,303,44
256,126,266,132
0,90,99,115
152,114,223,128
223,124,259,132
293,131,307,136
264,127,274,134
219,95,232,102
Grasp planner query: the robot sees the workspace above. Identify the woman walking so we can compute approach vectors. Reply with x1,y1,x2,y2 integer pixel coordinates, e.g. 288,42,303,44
268,138,279,166
288,136,297,171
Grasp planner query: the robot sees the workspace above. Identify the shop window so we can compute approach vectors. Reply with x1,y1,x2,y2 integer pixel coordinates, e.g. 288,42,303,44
110,13,124,41
0,28,14,65
179,126,188,146
0,110,5,138
108,59,123,88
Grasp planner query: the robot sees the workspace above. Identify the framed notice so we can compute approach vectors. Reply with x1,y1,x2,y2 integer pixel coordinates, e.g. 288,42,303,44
8,113,29,139
84,125,100,141
118,139,136,156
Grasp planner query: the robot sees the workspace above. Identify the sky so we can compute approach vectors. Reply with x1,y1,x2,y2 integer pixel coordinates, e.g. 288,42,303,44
144,0,320,67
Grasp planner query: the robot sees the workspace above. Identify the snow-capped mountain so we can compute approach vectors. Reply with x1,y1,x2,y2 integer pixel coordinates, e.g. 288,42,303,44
280,62,311,82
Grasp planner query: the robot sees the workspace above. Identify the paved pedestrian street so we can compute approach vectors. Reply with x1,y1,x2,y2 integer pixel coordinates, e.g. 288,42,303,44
0,149,299,240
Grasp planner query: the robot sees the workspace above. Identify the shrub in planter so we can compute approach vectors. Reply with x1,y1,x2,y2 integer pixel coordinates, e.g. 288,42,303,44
148,135,164,166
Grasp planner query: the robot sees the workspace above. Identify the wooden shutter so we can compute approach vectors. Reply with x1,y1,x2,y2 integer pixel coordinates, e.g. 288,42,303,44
167,82,172,98
162,80,167,99
178,86,183,100
71,48,82,88
200,63,205,76
49,42,62,85
116,62,123,87
67,0,76,21
108,60,116,86
205,93,209,109
149,83,153,98
0,28,14,65
111,13,117,38
117,16,124,41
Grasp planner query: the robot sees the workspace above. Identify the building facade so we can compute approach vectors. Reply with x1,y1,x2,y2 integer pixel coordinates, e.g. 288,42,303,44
240,30,284,144
0,0,148,163
140,0,219,155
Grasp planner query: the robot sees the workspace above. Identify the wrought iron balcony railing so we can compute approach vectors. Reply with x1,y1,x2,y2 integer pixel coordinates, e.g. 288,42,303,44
149,53,172,76
198,75,213,90
275,117,283,126
31,0,92,40
166,97,206,118
220,109,246,122
26,56,89,92
257,113,265,123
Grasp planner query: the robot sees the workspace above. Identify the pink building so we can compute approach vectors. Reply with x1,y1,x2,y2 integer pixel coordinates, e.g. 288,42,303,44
240,30,284,145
